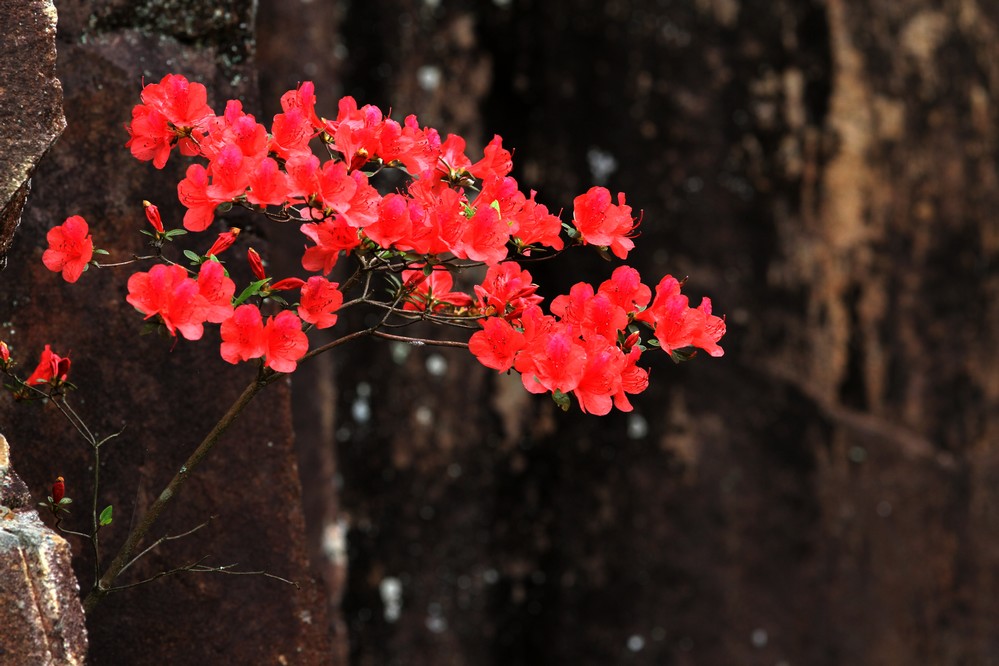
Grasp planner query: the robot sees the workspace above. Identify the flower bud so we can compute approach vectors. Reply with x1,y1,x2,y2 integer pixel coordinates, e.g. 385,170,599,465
205,228,241,257
269,277,306,292
142,200,165,233
247,248,267,281
622,331,641,352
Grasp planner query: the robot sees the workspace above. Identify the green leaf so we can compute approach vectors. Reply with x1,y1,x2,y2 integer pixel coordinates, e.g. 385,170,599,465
183,249,203,264
489,199,502,214
669,347,699,364
268,295,288,306
233,279,271,306
93,248,110,256
99,505,113,526
58,497,73,505
551,389,571,412
164,229,188,239
217,201,233,213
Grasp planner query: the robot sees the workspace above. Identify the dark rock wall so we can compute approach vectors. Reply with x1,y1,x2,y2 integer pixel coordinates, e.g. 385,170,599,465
256,1,999,665
1,1,330,664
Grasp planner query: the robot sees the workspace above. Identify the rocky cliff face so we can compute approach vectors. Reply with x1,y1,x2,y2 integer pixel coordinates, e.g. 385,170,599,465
0,434,88,665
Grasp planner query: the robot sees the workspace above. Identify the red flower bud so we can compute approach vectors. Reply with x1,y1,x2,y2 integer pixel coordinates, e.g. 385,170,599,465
623,331,641,352
0,340,9,366
247,248,267,281
52,476,64,503
143,200,165,233
25,345,70,386
205,228,241,257
269,277,306,292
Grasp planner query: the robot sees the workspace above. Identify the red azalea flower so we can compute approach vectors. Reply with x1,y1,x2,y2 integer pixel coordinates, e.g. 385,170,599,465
42,215,94,283
635,276,726,357
469,317,526,372
220,304,267,364
197,260,236,323
400,267,472,312
298,277,343,329
300,218,360,274
473,262,542,321
126,264,208,340
246,157,290,207
469,135,513,181
515,327,587,395
220,307,309,372
125,105,174,169
572,338,628,416
140,74,214,132
511,191,564,251
263,311,309,372
0,340,10,367
453,203,510,266
364,193,414,249
597,266,651,314
126,74,214,168
177,164,225,232
25,345,70,386
571,186,639,259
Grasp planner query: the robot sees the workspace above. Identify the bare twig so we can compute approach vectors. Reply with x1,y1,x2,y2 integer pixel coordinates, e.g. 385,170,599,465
118,517,216,577
107,559,299,592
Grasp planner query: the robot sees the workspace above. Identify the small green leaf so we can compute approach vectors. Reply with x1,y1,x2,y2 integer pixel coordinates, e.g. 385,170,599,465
489,199,502,214
233,279,271,306
183,249,203,264
164,229,188,239
551,389,571,412
99,505,113,526
422,265,434,276
58,497,73,505
217,201,233,213
669,347,699,364
93,248,110,256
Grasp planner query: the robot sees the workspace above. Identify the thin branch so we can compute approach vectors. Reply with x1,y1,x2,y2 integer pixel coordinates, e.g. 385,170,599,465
107,559,298,592
93,254,161,268
118,517,216,577
370,330,469,348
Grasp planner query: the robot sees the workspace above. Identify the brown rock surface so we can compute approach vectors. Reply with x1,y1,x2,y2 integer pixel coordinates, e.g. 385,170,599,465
1,1,331,664
0,434,88,665
0,0,65,269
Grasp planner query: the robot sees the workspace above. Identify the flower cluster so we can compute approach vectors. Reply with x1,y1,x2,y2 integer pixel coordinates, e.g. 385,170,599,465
39,73,725,414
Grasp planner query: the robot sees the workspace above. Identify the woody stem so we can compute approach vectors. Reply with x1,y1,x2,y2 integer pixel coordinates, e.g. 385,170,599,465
82,371,271,613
